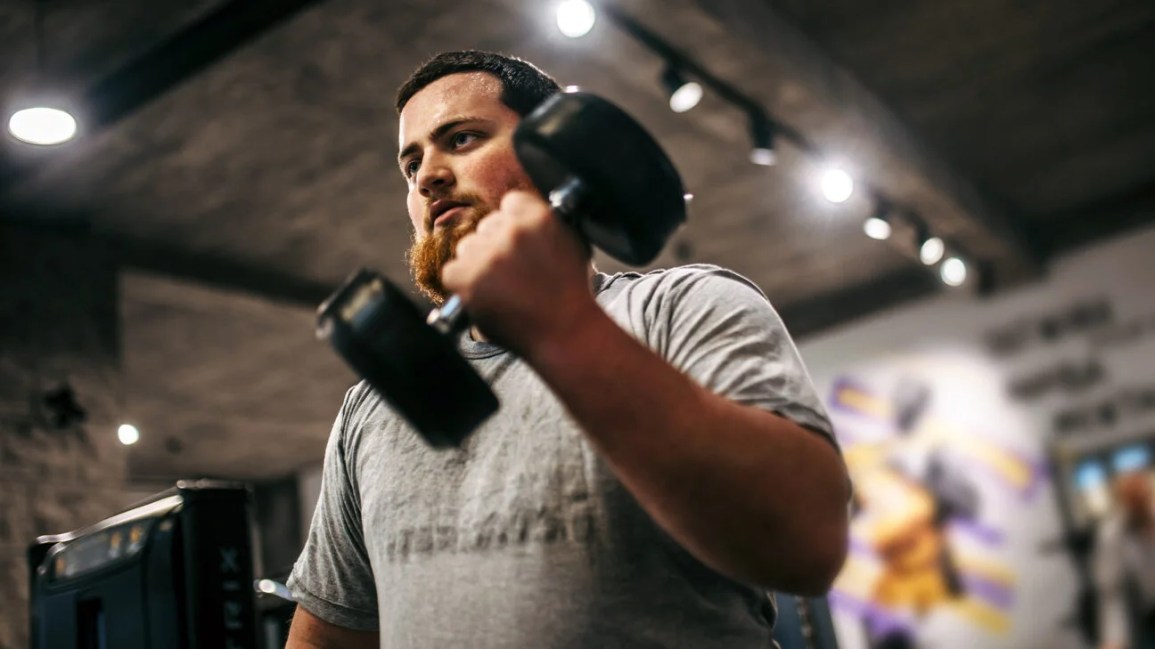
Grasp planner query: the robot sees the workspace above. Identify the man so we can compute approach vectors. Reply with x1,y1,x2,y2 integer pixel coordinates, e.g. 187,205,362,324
1094,470,1155,649
286,50,849,648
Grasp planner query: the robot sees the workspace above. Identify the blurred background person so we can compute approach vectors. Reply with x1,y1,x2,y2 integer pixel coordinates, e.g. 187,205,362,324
1093,470,1155,649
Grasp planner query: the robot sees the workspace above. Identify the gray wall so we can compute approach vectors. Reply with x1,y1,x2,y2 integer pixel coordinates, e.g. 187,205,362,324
0,224,130,649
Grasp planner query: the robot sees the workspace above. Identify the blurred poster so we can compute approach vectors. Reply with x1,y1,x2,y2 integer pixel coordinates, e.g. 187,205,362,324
825,371,1048,649
796,226,1155,649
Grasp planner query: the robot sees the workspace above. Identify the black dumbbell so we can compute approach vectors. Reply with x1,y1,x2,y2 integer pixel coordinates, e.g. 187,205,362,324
316,91,686,447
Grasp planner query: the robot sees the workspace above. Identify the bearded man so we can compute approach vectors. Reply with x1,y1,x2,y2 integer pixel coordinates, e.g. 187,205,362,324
286,50,849,649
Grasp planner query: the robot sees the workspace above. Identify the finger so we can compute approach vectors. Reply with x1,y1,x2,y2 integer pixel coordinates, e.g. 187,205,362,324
454,231,478,259
500,189,544,215
475,212,503,235
440,257,460,290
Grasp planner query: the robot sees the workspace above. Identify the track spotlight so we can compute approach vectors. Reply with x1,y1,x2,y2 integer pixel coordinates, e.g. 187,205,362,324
748,114,777,166
820,167,854,203
556,0,596,38
8,2,77,145
118,424,140,445
940,255,967,287
863,202,892,240
661,66,702,113
919,234,945,265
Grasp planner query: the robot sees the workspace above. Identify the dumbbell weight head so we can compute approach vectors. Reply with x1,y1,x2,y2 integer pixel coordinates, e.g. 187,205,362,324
316,269,499,448
514,91,687,266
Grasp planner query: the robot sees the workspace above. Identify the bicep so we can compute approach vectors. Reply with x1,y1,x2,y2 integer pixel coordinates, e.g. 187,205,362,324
286,605,378,649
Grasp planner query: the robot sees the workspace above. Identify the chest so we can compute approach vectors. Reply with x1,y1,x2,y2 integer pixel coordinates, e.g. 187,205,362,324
352,361,616,564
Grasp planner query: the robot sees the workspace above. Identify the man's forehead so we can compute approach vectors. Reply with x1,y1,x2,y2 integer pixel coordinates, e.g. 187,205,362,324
398,72,504,145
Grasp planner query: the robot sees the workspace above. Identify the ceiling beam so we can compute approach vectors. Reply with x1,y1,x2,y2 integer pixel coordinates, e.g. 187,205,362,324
1036,179,1155,254
779,267,941,340
1,0,327,195
612,0,1045,286
7,214,945,342
1,217,332,307
115,235,334,308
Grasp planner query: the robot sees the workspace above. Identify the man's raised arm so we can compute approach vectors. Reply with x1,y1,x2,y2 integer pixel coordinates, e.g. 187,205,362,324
285,605,378,649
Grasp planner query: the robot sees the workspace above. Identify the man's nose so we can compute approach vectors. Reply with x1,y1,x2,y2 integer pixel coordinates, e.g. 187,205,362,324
417,155,453,196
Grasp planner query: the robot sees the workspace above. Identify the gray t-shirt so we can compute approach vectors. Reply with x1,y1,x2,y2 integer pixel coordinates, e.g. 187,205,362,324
288,264,837,648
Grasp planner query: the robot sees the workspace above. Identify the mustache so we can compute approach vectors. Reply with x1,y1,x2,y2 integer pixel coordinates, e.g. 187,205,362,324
423,193,483,231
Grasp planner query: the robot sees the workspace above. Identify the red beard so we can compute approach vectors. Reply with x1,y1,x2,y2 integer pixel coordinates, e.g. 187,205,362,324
406,203,487,305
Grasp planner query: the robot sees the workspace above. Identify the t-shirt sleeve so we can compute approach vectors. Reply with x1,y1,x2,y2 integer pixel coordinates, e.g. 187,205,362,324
286,385,379,631
645,266,836,446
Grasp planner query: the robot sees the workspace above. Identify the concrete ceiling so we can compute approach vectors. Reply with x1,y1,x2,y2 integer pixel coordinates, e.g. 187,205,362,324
1,0,1152,481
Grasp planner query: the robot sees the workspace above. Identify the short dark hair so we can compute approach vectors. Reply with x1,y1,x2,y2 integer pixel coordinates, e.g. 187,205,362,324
395,50,561,117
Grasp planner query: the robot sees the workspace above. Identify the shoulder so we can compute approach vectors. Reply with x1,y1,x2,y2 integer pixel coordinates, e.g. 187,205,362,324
344,380,377,414
597,263,771,307
331,380,384,455
334,381,376,430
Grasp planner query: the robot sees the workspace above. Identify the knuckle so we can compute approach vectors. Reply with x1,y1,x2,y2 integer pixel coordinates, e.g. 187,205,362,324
500,191,524,209
455,233,475,254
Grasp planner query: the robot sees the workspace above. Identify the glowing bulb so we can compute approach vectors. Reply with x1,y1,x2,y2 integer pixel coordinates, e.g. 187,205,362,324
749,147,777,166
556,0,596,38
8,107,77,145
941,256,967,286
919,236,944,265
863,216,891,240
118,424,140,445
668,82,703,113
820,168,854,203
258,579,278,594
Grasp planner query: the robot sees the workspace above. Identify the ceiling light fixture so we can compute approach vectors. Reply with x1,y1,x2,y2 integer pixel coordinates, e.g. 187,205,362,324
919,234,945,265
940,255,968,287
748,113,777,166
9,106,76,145
7,0,77,146
556,0,596,38
661,66,702,113
863,201,893,240
118,424,140,446
820,167,854,203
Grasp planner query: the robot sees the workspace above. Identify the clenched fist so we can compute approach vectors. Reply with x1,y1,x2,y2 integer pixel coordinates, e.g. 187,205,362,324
441,190,601,357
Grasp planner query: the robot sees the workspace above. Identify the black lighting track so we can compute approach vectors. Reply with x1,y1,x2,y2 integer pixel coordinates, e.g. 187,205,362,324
601,4,1025,293
1,0,327,195
600,4,811,154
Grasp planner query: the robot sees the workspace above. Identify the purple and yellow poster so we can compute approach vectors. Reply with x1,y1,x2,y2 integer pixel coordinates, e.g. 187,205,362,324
816,363,1072,649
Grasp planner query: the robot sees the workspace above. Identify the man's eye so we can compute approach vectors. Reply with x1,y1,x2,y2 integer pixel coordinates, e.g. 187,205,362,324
451,132,479,148
404,160,420,177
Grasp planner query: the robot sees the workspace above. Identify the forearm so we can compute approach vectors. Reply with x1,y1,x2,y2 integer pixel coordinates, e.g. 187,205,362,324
286,605,378,649
1097,579,1130,648
1094,533,1131,649
524,302,849,593
1098,593,1129,649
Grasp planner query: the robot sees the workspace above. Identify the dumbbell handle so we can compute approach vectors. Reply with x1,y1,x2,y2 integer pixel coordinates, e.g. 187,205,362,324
425,176,588,336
